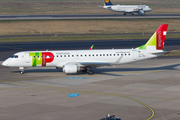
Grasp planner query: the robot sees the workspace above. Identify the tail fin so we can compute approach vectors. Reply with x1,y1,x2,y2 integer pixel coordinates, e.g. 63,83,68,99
138,24,168,50
104,0,113,6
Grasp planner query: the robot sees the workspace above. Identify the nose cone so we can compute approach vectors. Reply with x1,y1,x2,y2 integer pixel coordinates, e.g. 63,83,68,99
2,60,9,66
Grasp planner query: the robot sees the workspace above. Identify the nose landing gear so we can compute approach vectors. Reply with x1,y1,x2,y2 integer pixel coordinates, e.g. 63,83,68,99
19,67,25,74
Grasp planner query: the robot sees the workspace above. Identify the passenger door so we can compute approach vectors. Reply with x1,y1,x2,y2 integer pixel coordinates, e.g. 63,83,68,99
25,52,30,63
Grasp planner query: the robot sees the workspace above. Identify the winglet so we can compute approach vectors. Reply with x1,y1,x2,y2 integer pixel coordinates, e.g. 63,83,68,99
89,45,94,50
138,24,168,50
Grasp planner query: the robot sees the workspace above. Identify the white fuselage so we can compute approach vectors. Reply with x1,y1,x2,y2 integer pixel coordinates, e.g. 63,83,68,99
103,5,152,14
2,49,162,68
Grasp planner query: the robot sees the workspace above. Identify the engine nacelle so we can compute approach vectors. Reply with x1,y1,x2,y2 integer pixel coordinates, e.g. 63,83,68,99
138,10,144,15
63,65,80,74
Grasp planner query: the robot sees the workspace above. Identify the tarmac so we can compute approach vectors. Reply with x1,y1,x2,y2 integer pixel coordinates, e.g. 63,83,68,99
1,57,180,120
0,14,180,20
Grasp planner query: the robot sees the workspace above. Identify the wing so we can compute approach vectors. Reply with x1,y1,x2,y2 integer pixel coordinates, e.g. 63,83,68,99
58,56,123,68
125,10,134,13
79,62,112,67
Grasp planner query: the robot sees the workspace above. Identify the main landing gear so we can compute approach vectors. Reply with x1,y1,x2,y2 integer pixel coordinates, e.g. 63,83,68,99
87,70,93,75
19,67,25,74
86,67,94,75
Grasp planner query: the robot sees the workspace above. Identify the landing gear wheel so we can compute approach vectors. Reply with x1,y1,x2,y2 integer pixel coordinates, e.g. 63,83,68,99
19,67,25,75
87,70,93,75
123,13,126,15
20,71,25,74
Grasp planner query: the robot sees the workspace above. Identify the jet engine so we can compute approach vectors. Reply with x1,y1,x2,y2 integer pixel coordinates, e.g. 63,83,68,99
138,10,144,15
63,65,80,74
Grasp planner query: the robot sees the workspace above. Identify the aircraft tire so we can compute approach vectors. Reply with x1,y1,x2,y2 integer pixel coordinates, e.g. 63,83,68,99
20,71,25,74
88,70,93,75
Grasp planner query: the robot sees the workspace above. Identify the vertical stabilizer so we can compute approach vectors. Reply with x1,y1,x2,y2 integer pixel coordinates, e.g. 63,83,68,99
138,24,168,50
104,0,113,6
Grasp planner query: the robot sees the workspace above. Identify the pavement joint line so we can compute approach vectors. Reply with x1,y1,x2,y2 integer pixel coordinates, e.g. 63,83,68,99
0,79,155,120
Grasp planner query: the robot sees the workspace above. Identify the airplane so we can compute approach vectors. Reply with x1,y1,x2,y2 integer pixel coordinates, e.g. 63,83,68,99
101,0,152,15
2,24,168,75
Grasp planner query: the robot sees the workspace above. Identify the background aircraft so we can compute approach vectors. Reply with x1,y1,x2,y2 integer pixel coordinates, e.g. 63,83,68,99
2,24,168,75
102,0,152,15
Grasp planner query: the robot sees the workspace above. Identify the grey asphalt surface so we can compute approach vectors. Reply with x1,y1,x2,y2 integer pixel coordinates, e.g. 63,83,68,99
0,14,180,20
0,32,180,38
1,13,180,120
1,57,180,120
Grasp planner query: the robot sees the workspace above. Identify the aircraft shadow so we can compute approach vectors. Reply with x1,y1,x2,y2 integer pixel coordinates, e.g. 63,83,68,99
11,63,180,76
12,68,63,74
94,63,180,76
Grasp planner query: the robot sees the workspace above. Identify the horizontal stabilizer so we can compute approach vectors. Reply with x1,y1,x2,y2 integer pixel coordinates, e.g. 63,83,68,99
150,51,170,55
80,62,111,67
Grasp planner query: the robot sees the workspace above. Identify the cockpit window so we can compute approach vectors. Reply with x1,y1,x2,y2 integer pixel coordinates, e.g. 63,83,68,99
10,55,15,58
10,55,18,58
